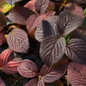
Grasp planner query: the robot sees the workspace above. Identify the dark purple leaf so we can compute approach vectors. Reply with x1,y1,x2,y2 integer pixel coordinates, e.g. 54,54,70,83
64,3,85,19
35,20,59,42
68,62,86,86
0,11,7,29
65,38,86,64
0,77,5,86
5,0,22,5
71,0,86,3
17,59,38,78
7,5,35,25
25,79,38,86
57,10,83,36
40,35,66,66
7,28,29,53
35,0,50,14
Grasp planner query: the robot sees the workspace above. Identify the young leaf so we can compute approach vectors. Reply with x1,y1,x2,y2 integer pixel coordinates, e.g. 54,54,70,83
35,20,59,42
5,0,22,5
17,59,38,78
7,5,35,25
0,49,14,67
7,28,29,53
57,10,83,36
40,35,66,66
0,77,5,86
0,10,7,29
64,3,85,19
25,79,38,86
65,38,86,64
68,62,86,86
2,58,21,74
0,30,5,46
35,0,50,14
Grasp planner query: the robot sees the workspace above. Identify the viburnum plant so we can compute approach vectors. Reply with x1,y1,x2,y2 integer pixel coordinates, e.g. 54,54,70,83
0,0,86,86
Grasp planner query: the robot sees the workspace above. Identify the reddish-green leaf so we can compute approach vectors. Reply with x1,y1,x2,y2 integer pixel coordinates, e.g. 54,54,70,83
0,77,5,86
7,5,34,25
68,62,86,86
25,79,38,86
35,0,49,14
57,10,83,36
64,3,85,19
7,28,29,53
2,58,21,74
40,35,66,66
17,59,38,78
0,10,7,29
65,38,86,64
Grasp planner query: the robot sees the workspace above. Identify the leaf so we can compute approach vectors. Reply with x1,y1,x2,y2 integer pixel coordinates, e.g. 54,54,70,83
0,77,5,86
35,0,50,14
0,1,15,13
68,62,86,86
41,60,68,83
40,35,66,66
56,10,83,36
0,49,14,67
37,80,45,86
7,28,29,53
0,30,5,46
2,58,21,74
17,59,38,78
7,5,35,25
25,79,38,86
0,11,7,29
64,3,85,19
35,20,59,42
71,0,86,3
65,38,86,64
5,0,22,5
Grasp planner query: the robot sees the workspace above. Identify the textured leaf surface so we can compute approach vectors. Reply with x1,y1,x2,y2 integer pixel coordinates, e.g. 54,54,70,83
0,49,14,67
35,20,59,42
5,0,22,5
37,80,45,86
0,77,5,86
41,60,68,83
17,59,38,78
65,38,86,64
35,0,49,14
0,30,5,46
25,79,38,86
0,10,7,29
64,3,85,19
2,58,21,74
57,10,83,36
7,28,29,53
7,5,34,25
68,62,86,86
40,35,66,66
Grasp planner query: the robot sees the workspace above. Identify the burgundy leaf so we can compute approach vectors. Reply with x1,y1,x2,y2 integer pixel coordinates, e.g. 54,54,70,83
40,35,66,66
37,80,45,86
35,20,59,42
0,77,5,86
65,38,86,64
7,28,29,53
7,5,35,25
68,62,86,86
35,0,50,14
57,10,83,36
64,3,85,19
17,59,38,78
71,0,86,3
5,0,22,5
2,58,21,74
0,49,14,67
41,60,68,83
0,11,7,29
25,79,38,86
0,30,5,46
